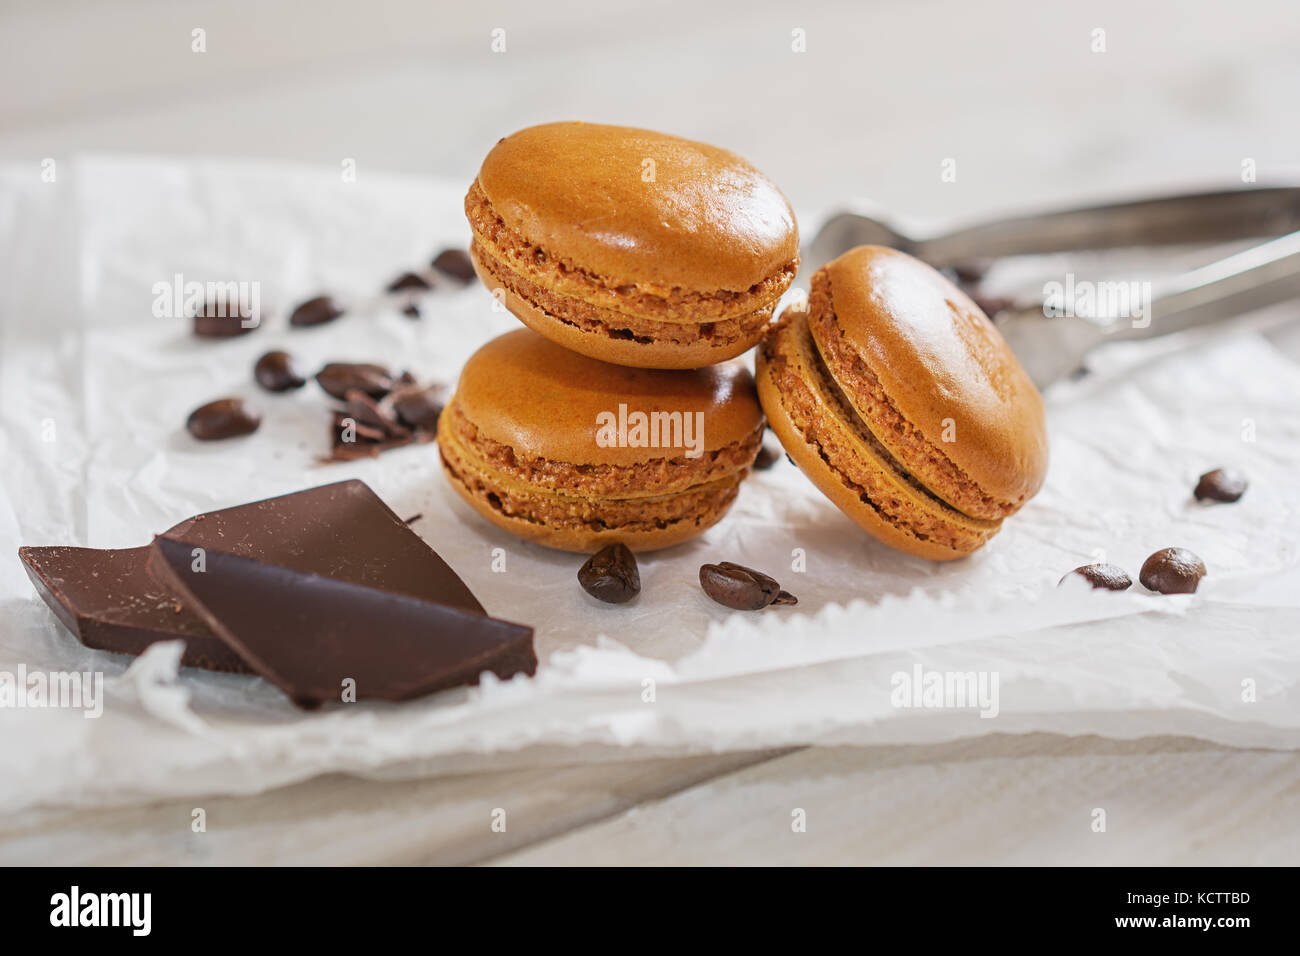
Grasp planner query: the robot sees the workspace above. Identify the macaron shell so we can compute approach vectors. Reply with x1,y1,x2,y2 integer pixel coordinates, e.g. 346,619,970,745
453,328,764,467
757,310,999,561
822,246,1048,512
477,121,798,293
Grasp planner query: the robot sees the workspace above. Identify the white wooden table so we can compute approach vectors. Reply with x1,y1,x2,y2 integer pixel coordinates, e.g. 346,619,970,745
2,0,1298,865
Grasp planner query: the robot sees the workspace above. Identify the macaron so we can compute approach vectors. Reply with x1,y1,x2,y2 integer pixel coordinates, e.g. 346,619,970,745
756,245,1048,560
466,121,799,370
438,328,765,552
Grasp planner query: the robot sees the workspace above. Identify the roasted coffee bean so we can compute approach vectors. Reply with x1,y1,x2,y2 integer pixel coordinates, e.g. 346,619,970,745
1194,468,1247,503
194,296,259,337
431,248,476,284
386,271,432,293
253,350,307,392
699,561,788,611
401,302,421,319
315,362,393,400
577,543,641,604
387,383,447,431
187,397,261,440
288,294,344,328
753,437,782,471
1139,547,1207,594
1059,563,1132,591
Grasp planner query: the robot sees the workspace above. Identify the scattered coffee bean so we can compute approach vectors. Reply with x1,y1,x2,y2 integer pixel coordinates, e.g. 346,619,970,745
344,388,410,438
315,362,394,400
194,296,259,338
577,543,641,604
1139,547,1207,594
386,272,432,293
431,248,476,284
253,350,307,392
1194,468,1247,503
187,397,261,440
288,294,344,328
699,561,794,611
1059,563,1132,591
753,437,782,471
387,383,447,431
401,302,421,319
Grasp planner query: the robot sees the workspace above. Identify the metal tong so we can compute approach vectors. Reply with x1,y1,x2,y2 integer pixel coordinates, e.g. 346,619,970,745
804,186,1300,386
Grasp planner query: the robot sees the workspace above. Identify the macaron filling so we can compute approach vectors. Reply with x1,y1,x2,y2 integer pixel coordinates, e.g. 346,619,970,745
806,272,1015,521
467,180,796,331
760,310,999,554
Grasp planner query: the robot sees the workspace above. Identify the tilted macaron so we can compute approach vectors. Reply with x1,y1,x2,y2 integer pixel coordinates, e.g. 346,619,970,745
756,245,1048,560
438,329,765,552
466,122,799,370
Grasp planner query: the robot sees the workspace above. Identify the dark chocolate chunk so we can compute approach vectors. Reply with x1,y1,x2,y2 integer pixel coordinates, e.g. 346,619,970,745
150,539,534,708
699,561,792,611
289,295,344,328
386,272,433,293
18,546,252,673
1139,547,1207,594
1194,468,1248,503
577,543,641,604
187,397,261,440
316,362,394,400
194,295,259,338
343,388,410,439
1059,563,1132,591
431,248,476,284
254,350,307,392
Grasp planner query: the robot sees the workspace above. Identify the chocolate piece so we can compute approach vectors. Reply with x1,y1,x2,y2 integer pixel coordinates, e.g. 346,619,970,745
1194,468,1248,503
577,543,641,604
431,248,476,284
194,296,259,338
1140,547,1207,594
327,411,423,462
254,350,307,392
343,388,411,439
18,546,252,673
386,272,433,293
387,383,447,431
187,397,261,440
699,561,793,611
150,540,534,708
289,294,345,328
1059,563,1132,591
315,362,393,400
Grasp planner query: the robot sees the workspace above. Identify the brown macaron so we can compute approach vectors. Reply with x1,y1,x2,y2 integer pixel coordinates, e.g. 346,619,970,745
438,328,765,552
756,246,1049,560
466,121,799,369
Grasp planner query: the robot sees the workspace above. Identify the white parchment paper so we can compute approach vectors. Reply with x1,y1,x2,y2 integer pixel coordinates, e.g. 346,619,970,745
1,156,1298,813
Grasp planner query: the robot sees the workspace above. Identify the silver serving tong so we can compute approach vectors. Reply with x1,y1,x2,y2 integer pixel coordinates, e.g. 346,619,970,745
804,187,1300,386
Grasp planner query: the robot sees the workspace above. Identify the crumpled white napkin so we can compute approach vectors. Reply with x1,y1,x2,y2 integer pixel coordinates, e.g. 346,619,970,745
1,155,1297,813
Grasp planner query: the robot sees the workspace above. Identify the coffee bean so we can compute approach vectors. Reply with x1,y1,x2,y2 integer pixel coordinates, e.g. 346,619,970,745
699,561,791,611
194,296,258,338
431,248,476,284
387,383,446,431
187,397,261,440
288,294,344,328
386,272,432,293
315,362,393,400
254,350,307,392
1139,547,1206,594
1194,468,1247,503
753,437,782,471
1059,563,1132,591
577,543,641,604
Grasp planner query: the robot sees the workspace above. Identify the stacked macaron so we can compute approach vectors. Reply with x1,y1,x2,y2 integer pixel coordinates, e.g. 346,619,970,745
440,122,795,552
